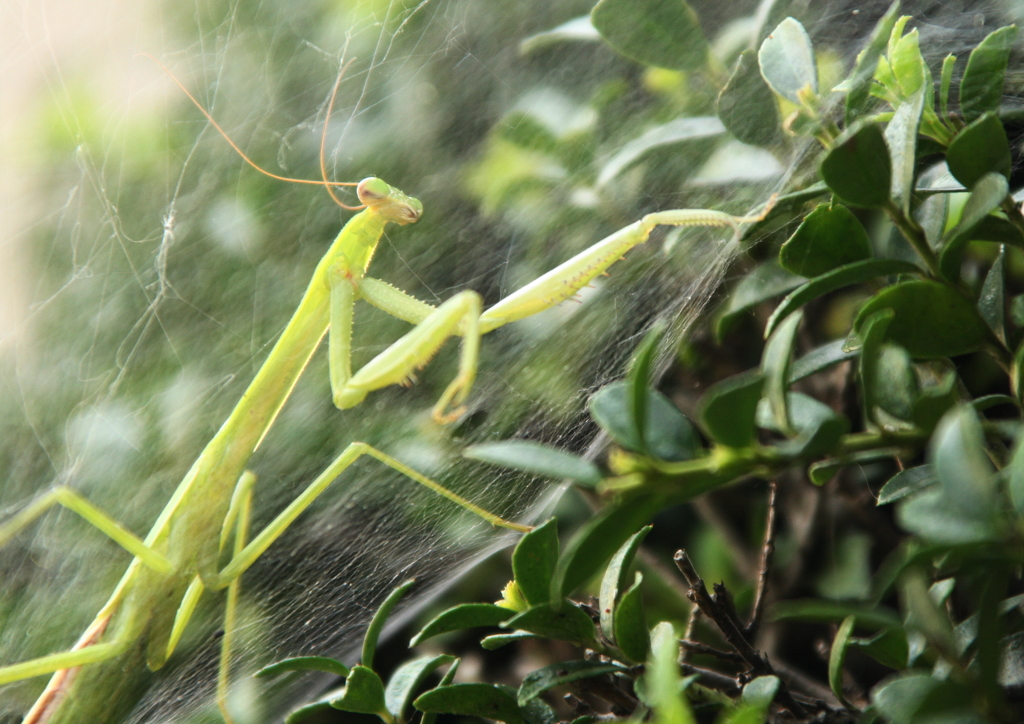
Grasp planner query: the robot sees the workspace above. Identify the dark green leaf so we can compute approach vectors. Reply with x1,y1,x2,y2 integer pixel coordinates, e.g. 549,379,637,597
255,656,350,679
939,172,1011,280
1008,431,1024,514
779,203,872,277
420,659,460,724
771,599,901,628
628,324,664,457
960,25,1018,122
931,406,996,518
596,117,724,186
853,280,989,358
385,655,456,721
820,123,891,208
849,627,908,670
503,602,597,647
859,307,895,426
979,245,1006,341
843,1,902,123
613,573,649,663
884,86,926,215
717,261,805,338
871,673,940,724
517,661,623,706
589,382,699,462
874,343,919,420
513,518,560,607
762,311,802,434
599,526,651,641
766,258,920,339
698,370,764,448
758,17,817,104
878,465,936,505
897,488,998,544
552,495,664,599
481,632,542,650
410,604,512,646
465,441,601,487
788,340,858,383
756,392,849,458
330,666,389,717
829,616,856,706
364,579,415,670
911,364,958,429
809,448,902,487
415,684,523,724
284,701,334,724
520,694,558,724
718,49,780,147
591,0,709,71
946,112,1011,187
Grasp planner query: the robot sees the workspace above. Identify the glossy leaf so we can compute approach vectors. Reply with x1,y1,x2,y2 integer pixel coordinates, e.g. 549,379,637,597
766,259,920,339
931,406,996,519
599,525,651,641
756,392,848,459
591,0,709,71
517,661,623,706
718,49,780,147
758,17,817,104
552,495,664,599
420,660,461,724
513,518,560,607
717,261,805,338
589,382,699,462
410,604,512,646
939,171,1010,279
897,488,998,544
741,676,779,708
788,340,858,383
415,683,523,724
979,245,1006,341
364,579,415,670
960,25,1018,122
843,1,902,122
820,123,891,207
385,655,457,721
698,370,764,448
503,602,597,647
762,311,802,434
256,656,350,679
829,616,856,706
849,627,909,670
853,280,989,359
878,465,936,505
330,666,389,718
614,572,649,663
465,441,601,487
628,324,664,457
779,203,872,277
946,112,1011,187
481,632,542,650
885,85,926,214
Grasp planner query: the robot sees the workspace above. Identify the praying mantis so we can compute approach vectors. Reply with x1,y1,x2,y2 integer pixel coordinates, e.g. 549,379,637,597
0,61,773,724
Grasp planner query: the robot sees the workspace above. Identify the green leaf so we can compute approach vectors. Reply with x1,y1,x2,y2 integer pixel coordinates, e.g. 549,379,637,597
589,382,699,462
771,599,901,629
756,393,848,459
809,448,902,487
284,701,334,724
410,604,513,646
521,696,559,724
415,684,523,724
385,655,457,721
590,0,709,71
717,261,805,338
698,370,764,448
820,123,892,208
940,53,956,118
519,16,600,55
718,49,780,147
503,602,597,647
853,280,989,358
979,245,1006,341
513,518,560,607
757,17,817,104
481,632,542,650
874,343,919,421
762,311,802,434
255,656,350,679
418,658,461,724
330,666,390,719
884,85,926,214
931,406,996,519
596,117,724,186
599,526,651,641
1008,430,1024,514
362,579,415,671
552,495,664,599
849,627,909,670
878,465,936,505
465,441,601,487
960,25,1018,122
629,324,665,457
939,171,1009,281
645,621,695,724
946,112,1011,187
897,488,998,544
788,340,858,383
741,676,779,708
767,259,920,339
871,673,941,724
517,661,624,706
779,203,872,277
829,616,856,706
613,572,649,663
843,1,902,123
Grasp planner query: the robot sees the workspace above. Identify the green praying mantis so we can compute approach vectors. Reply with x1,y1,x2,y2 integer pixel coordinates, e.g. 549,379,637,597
0,61,773,724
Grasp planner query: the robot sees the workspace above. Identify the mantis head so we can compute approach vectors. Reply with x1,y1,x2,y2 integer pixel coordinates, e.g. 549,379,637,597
357,178,423,226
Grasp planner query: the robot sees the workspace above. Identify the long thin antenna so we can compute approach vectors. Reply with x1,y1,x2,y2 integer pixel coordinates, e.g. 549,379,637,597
320,59,359,210
141,53,364,211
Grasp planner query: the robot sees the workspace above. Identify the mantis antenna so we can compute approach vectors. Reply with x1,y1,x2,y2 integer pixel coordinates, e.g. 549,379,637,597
141,53,365,211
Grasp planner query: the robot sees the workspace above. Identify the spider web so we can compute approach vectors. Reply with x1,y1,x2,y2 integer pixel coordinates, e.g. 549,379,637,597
0,0,1018,721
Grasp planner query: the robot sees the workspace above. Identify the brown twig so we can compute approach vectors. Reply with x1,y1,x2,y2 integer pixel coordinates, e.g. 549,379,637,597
674,549,807,718
745,480,777,639
679,640,745,664
678,663,743,696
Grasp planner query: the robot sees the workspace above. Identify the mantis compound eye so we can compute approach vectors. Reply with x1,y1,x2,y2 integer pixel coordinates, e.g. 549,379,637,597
357,177,392,204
